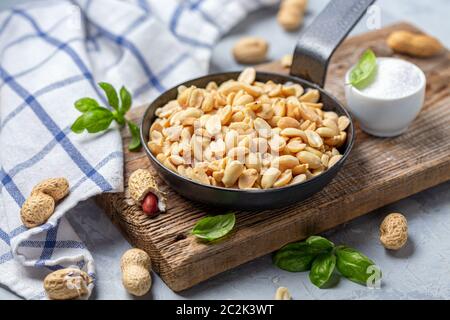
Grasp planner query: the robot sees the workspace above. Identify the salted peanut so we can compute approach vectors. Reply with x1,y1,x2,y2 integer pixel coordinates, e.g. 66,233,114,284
201,93,215,113
286,139,306,153
321,154,330,167
191,167,210,185
338,116,351,131
297,151,322,169
220,81,263,98
163,125,183,142
177,165,187,177
273,99,286,117
298,103,321,123
305,130,323,148
322,118,340,136
213,170,225,183
150,121,163,134
280,54,293,68
268,84,283,97
268,134,286,153
277,116,300,129
291,173,307,185
222,161,245,187
205,114,221,136
227,146,249,161
150,130,164,145
306,121,316,131
206,81,218,91
163,158,177,172
336,131,347,147
177,86,194,107
300,89,320,103
273,169,293,187
218,105,233,125
238,169,259,189
280,128,305,139
261,167,281,189
234,94,254,107
387,30,443,58
267,115,280,128
331,147,340,156
292,163,308,175
328,154,343,168
272,155,299,171
169,155,185,166
304,146,323,158
316,127,336,138
238,67,257,84
188,88,204,108
225,130,239,151
229,122,250,134
156,153,166,163
148,141,162,155
253,118,272,138
324,111,339,121
257,103,274,120
303,102,323,109
245,153,263,172
226,92,236,106
324,135,340,146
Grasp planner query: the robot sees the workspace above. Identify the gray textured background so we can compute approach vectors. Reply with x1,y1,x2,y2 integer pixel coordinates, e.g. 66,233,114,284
1,0,449,300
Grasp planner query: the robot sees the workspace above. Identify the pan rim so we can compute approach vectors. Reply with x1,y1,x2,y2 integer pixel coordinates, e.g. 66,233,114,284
140,70,355,195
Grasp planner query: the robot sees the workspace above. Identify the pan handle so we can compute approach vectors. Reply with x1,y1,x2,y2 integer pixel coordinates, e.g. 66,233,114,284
290,0,376,87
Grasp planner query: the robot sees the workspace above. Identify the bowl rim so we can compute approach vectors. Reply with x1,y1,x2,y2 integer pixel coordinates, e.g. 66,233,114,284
140,70,355,194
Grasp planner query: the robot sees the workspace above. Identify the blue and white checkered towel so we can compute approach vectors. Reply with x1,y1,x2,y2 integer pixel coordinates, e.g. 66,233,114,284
0,0,277,299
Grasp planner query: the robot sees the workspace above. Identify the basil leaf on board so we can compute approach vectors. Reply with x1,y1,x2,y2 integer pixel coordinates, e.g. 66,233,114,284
98,82,119,111
305,236,334,252
120,86,132,114
80,107,114,133
74,97,99,112
71,115,86,134
309,252,336,288
273,242,317,272
335,246,381,285
192,212,235,241
127,120,142,151
349,49,377,89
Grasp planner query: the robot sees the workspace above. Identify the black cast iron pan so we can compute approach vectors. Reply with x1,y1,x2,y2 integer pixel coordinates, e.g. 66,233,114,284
141,0,375,210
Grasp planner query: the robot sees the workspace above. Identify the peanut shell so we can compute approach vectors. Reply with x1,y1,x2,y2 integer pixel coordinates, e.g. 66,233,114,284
44,268,91,300
31,177,69,201
20,192,55,228
128,169,166,212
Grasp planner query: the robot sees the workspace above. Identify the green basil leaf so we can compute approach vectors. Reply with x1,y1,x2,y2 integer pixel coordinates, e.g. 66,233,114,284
273,242,318,272
98,82,119,111
81,107,114,133
305,236,334,252
309,252,336,288
335,246,381,285
120,86,132,114
127,121,142,152
192,212,235,241
349,49,377,89
74,97,99,112
71,115,86,134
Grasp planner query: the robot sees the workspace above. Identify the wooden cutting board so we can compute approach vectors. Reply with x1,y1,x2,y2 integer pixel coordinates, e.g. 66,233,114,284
96,22,450,292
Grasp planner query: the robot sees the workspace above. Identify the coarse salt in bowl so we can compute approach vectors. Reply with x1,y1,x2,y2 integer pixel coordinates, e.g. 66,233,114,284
344,57,426,137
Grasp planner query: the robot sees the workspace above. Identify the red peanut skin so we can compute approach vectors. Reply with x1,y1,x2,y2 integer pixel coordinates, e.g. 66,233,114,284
142,193,159,217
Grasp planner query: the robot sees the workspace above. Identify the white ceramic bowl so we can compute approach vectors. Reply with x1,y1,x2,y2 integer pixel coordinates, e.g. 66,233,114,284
344,57,426,137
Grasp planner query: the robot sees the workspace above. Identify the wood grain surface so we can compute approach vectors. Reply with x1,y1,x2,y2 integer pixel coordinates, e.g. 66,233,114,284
96,22,450,291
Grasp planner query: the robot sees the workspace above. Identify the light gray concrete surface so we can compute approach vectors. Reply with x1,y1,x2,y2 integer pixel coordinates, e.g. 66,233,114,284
1,0,449,300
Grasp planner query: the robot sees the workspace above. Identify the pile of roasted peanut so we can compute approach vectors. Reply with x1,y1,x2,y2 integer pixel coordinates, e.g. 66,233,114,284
148,68,350,190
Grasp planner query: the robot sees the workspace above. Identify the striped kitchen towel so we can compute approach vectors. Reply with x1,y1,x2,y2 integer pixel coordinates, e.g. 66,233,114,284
0,0,277,299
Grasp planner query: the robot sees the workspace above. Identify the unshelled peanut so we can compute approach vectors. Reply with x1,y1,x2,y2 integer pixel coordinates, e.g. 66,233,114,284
121,248,152,296
387,30,443,58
